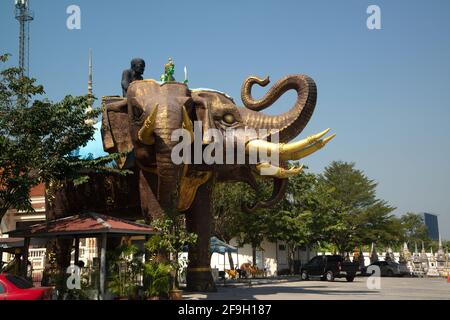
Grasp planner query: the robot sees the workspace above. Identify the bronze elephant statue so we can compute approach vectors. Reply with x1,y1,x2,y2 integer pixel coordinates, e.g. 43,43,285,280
47,74,334,291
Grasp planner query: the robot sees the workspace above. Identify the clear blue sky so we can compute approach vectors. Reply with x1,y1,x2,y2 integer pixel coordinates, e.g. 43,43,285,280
1,0,449,239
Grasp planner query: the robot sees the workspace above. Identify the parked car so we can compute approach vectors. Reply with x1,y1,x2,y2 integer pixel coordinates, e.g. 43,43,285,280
300,255,360,282
0,274,52,300
363,261,409,277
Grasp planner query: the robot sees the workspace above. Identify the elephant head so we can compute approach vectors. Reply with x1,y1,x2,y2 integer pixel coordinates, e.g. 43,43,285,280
102,80,195,212
101,74,334,216
189,74,334,211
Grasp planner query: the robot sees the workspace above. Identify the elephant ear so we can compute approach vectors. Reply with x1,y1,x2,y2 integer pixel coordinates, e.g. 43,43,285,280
101,96,133,168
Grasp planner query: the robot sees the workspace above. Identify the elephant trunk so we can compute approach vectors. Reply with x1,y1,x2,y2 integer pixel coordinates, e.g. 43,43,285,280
240,74,317,143
156,151,180,210
154,108,183,210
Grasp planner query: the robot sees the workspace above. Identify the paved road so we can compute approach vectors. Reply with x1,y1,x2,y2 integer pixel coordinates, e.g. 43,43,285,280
183,277,450,300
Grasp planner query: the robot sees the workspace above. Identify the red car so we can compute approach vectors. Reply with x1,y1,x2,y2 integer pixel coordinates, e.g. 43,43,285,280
0,274,52,300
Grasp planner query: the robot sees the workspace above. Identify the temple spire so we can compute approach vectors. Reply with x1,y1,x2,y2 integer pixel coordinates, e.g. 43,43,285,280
88,48,93,110
85,49,94,125
437,233,445,258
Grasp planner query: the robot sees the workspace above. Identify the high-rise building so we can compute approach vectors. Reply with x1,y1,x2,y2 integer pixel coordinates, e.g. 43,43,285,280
422,213,439,241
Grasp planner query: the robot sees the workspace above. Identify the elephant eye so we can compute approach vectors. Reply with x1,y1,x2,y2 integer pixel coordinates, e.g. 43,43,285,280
222,113,235,125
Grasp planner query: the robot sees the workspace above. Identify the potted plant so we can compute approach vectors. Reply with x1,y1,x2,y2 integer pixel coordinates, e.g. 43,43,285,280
108,269,137,300
143,261,171,300
107,243,141,300
145,215,197,300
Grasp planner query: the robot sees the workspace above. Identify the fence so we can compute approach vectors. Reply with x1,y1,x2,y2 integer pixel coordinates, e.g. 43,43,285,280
29,248,46,284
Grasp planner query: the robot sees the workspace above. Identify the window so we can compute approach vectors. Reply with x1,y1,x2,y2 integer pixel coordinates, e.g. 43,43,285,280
6,275,33,289
0,282,5,294
327,256,342,263
310,257,322,266
278,244,286,251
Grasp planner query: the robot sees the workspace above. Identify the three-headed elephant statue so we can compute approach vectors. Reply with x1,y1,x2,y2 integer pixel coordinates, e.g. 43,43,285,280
46,74,334,292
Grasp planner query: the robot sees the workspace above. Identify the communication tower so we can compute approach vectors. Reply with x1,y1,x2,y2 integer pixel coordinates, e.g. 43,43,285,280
15,0,34,76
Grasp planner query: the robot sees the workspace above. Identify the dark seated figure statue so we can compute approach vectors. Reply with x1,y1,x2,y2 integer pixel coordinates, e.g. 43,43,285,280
121,58,146,96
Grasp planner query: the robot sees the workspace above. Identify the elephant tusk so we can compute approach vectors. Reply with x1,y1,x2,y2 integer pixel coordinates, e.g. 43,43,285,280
138,104,159,145
245,129,335,161
281,128,330,154
182,106,194,143
285,134,336,160
255,162,304,179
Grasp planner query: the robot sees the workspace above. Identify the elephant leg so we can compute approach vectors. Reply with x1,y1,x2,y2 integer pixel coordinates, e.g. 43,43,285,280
139,170,164,223
185,180,216,292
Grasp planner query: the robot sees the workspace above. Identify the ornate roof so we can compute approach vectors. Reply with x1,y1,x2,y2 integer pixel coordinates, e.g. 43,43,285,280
7,212,155,238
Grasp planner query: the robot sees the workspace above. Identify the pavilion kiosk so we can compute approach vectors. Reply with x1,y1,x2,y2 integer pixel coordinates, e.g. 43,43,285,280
7,212,156,300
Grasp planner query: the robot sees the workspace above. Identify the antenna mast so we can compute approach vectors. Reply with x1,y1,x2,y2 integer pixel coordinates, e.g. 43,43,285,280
15,0,34,76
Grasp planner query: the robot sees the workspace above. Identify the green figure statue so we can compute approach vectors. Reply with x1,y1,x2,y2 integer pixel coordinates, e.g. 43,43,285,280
160,57,176,82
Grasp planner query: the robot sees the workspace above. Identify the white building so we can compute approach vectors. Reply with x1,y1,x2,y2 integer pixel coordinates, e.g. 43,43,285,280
209,238,315,277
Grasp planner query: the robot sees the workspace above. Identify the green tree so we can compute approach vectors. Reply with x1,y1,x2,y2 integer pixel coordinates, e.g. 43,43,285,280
213,167,327,270
213,161,401,268
212,180,273,267
268,168,321,273
236,207,271,267
212,182,244,269
0,53,123,221
357,203,403,247
318,161,397,253
146,216,197,290
266,207,310,273
399,212,430,245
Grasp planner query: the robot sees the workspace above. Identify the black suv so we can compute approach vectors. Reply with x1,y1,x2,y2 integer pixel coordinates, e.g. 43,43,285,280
300,255,360,282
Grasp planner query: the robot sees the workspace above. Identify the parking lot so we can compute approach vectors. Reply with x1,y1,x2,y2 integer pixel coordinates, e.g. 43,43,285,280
183,277,450,300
